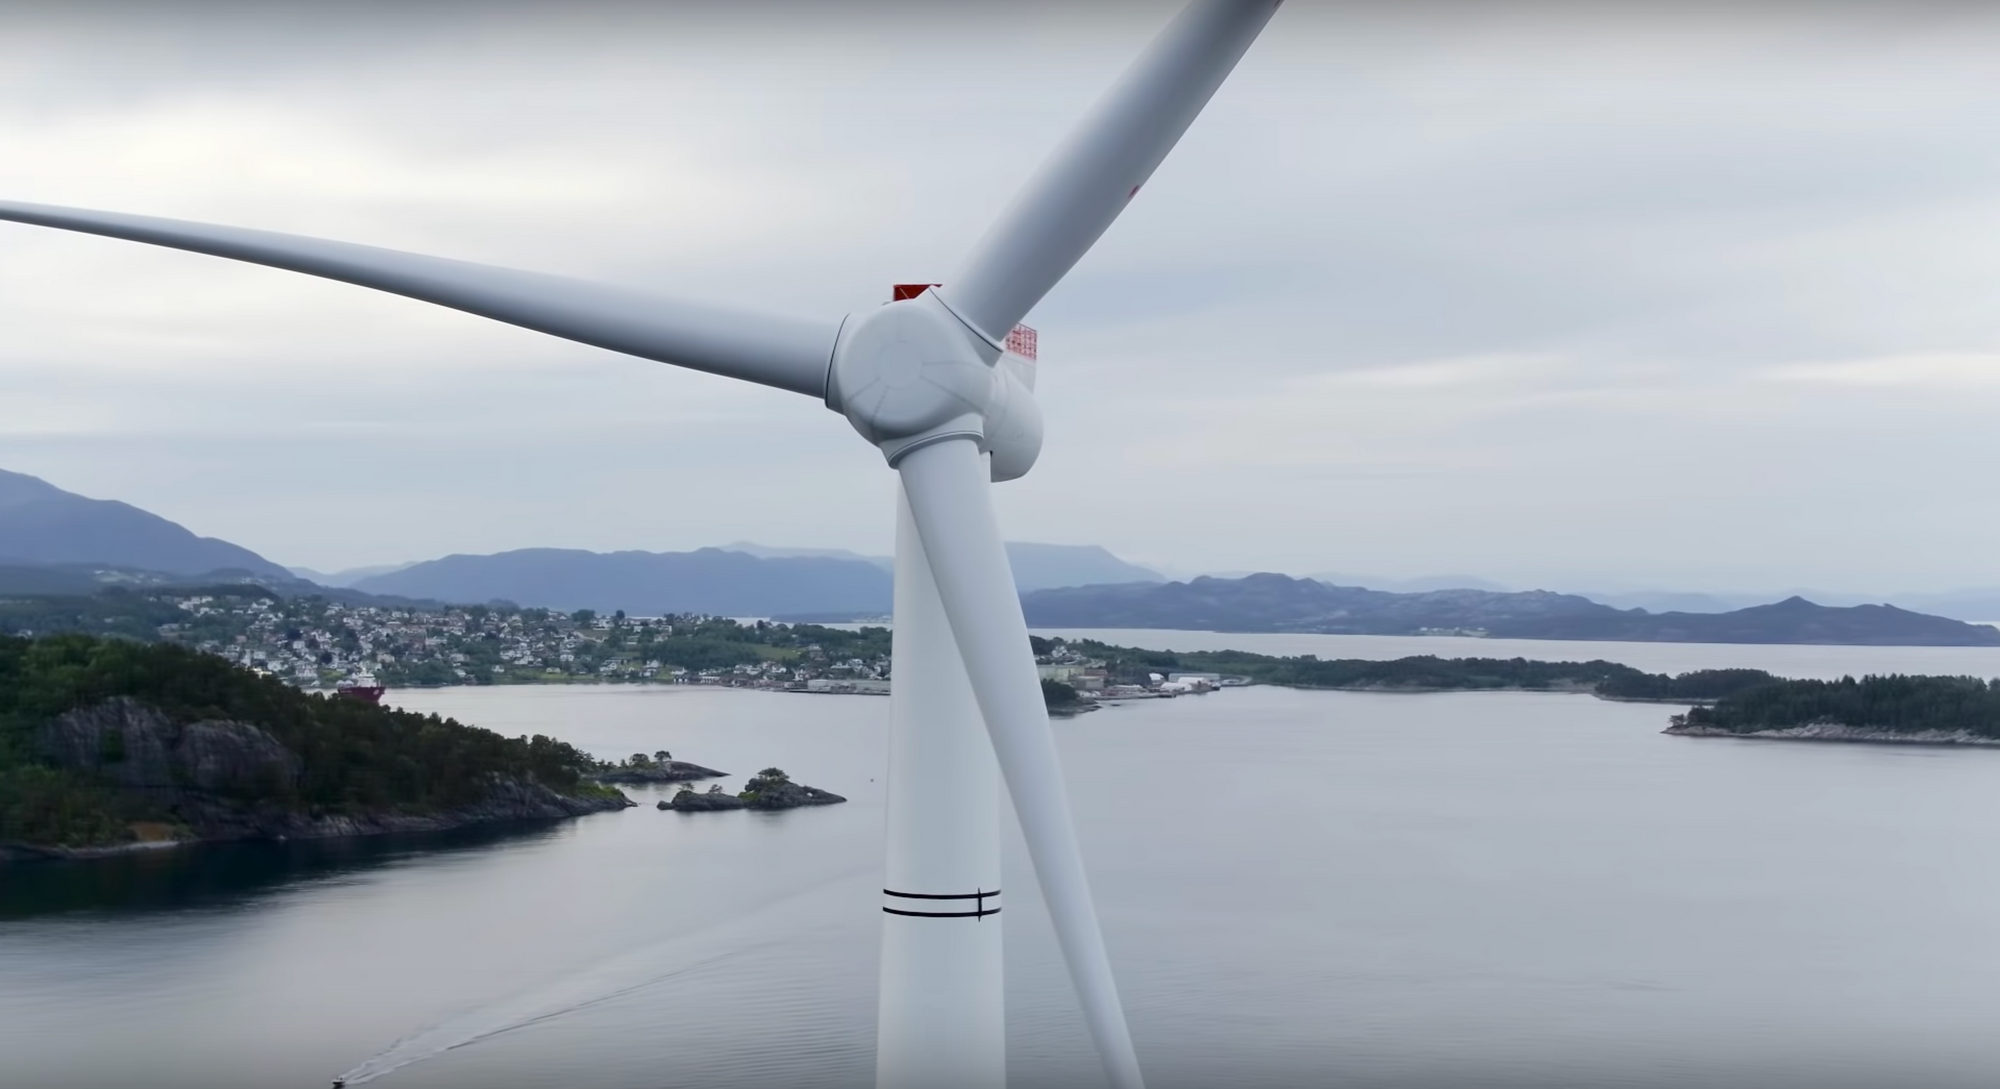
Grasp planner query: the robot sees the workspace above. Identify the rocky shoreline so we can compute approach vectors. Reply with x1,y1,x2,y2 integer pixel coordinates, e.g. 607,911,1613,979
1663,722,2000,747
2,781,635,863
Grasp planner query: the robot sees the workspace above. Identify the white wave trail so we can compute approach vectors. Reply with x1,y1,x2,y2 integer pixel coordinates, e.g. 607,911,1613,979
333,872,866,1085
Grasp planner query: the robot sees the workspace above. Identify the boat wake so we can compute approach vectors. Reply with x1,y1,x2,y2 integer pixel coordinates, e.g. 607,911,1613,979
333,945,749,1085
333,876,862,1085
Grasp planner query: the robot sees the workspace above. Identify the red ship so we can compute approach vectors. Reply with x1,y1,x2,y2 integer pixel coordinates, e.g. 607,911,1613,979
335,671,386,704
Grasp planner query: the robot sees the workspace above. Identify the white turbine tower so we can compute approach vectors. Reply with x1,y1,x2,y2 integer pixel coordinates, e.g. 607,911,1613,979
0,3,1279,1086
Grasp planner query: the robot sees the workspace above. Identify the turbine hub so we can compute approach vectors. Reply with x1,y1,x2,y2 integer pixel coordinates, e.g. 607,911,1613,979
827,289,1042,481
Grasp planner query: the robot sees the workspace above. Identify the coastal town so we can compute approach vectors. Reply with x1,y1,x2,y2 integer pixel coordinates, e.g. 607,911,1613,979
144,591,891,691
67,588,1229,702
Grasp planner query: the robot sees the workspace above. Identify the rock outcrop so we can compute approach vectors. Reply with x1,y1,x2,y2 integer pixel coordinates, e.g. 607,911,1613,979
36,697,301,800
661,790,749,811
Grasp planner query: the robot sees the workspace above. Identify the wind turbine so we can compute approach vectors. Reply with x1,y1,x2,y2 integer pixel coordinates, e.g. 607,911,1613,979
0,2,1279,1086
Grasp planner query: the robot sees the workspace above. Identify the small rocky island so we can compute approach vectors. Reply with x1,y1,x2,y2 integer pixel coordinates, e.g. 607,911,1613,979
0,635,632,862
660,767,846,811
589,751,727,783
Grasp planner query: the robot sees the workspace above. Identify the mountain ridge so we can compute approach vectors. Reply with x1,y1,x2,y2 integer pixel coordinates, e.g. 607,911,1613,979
724,540,1161,592
9,465,1997,635
0,469,291,581
351,547,894,617
1019,574,2000,647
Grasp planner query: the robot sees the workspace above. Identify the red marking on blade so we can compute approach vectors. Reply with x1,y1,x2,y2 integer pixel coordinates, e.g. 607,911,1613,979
891,283,941,302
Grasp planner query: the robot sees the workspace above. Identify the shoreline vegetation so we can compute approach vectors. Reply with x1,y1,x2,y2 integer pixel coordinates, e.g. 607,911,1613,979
8,628,1997,858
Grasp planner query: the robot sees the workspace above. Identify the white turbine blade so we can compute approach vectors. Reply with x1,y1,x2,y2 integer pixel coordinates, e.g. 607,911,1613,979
943,0,1279,342
0,200,837,397
896,436,1144,1089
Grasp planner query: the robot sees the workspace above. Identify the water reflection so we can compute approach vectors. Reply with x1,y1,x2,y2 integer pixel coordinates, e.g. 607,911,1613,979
0,821,565,920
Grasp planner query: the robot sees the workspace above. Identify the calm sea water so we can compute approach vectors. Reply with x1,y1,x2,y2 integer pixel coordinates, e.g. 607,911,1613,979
6,631,2000,1088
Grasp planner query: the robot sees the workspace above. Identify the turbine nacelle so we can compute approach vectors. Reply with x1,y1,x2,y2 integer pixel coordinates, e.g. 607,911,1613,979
827,289,1044,482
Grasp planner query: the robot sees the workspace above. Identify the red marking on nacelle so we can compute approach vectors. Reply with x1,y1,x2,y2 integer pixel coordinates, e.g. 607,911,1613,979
887,284,1036,359
1006,325,1037,361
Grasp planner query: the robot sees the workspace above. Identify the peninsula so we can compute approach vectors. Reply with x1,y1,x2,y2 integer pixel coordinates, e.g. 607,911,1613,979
1664,675,2000,745
0,634,631,861
1049,636,1784,702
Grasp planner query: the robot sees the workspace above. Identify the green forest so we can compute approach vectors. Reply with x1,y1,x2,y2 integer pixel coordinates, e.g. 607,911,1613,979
0,634,609,849
0,585,195,642
1678,674,2000,737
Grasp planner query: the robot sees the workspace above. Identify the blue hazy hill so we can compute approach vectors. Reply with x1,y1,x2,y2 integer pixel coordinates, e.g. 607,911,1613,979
0,469,291,581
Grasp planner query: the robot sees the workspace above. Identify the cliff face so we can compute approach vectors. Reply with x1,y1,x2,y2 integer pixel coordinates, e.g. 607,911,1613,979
20,697,630,857
36,697,301,800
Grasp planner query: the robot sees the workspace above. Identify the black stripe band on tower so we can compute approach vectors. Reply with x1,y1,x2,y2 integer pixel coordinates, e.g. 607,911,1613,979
882,887,1001,918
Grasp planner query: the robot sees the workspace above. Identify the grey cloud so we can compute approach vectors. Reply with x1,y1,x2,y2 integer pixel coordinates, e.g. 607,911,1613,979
4,2,2000,591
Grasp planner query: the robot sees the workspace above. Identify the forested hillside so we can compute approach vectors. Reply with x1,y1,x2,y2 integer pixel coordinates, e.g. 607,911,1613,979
0,635,611,850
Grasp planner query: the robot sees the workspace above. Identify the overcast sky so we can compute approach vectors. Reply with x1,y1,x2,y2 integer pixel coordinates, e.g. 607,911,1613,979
5,1,2000,594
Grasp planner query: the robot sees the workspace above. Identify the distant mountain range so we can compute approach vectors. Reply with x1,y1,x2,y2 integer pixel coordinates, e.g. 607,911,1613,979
0,469,291,581
0,467,1157,616
1309,572,1511,593
286,563,415,588
5,465,1996,645
1020,573,2000,647
349,547,893,617
1003,543,1162,592
344,540,1161,616
723,540,1162,592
